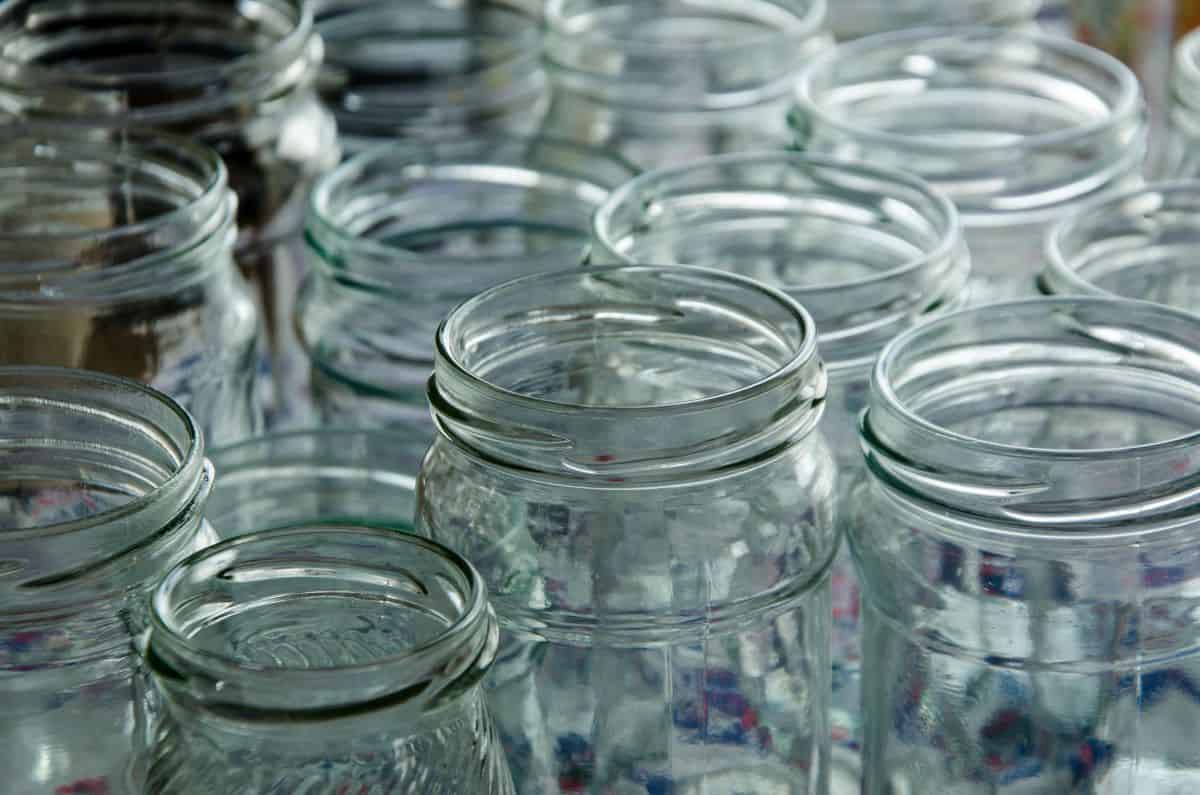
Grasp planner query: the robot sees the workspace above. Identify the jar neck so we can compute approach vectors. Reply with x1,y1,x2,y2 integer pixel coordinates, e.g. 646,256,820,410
796,28,1147,228
0,0,321,132
592,152,971,370
429,266,827,483
862,298,1200,531
0,127,237,304
544,0,830,113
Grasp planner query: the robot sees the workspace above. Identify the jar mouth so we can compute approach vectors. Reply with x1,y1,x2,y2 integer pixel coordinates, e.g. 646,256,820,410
148,526,492,712
1042,180,1200,306
306,135,638,295
208,428,429,537
864,298,1200,530
0,0,316,124
796,27,1145,223
592,152,969,369
0,126,235,301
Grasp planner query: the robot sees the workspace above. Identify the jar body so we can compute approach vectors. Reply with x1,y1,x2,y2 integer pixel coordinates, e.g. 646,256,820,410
827,0,1040,41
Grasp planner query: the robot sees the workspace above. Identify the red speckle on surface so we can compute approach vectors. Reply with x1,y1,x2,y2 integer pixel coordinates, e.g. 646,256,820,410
55,778,109,795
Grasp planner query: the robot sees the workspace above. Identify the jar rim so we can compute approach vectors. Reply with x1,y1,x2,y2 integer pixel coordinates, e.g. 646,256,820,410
1175,27,1200,98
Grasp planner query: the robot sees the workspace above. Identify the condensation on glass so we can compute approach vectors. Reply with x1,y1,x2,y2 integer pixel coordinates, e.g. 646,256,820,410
794,27,1146,302
0,367,216,795
207,428,429,537
139,526,513,794
0,0,340,426
315,0,548,156
1042,180,1200,308
852,298,1200,794
827,0,1041,41
541,0,832,170
591,151,970,786
417,266,839,794
0,127,261,446
300,135,638,429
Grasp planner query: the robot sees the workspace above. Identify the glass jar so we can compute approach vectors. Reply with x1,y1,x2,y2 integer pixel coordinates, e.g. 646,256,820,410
207,428,429,537
417,266,839,794
300,135,638,430
852,297,1200,793
0,0,340,426
541,0,832,171
0,367,215,795
139,525,513,794
1170,30,1200,178
828,0,1041,40
315,0,548,156
1042,180,1200,307
794,27,1147,302
0,126,261,446
591,151,970,783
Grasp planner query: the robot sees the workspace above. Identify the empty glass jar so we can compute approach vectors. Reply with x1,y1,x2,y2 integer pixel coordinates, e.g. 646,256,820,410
1041,180,1200,307
852,298,1200,793
0,0,340,425
0,367,216,795
1170,29,1200,178
0,127,261,446
316,0,548,155
417,266,839,794
541,0,832,170
207,428,429,537
828,0,1041,41
591,151,971,781
139,525,513,794
300,135,637,429
795,27,1147,302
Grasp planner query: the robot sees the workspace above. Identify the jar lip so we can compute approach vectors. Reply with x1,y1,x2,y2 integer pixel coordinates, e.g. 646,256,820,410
0,366,204,541
796,26,1143,157
872,297,1200,461
435,264,820,416
150,525,489,680
1042,179,1200,299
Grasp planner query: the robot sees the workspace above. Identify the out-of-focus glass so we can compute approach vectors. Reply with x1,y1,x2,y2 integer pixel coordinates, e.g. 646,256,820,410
852,298,1200,794
139,526,513,794
828,0,1041,41
417,265,838,794
1169,29,1200,178
0,0,340,426
0,367,215,795
315,0,548,156
795,27,1146,302
591,152,970,787
541,0,832,170
299,135,637,429
0,127,261,446
207,428,428,536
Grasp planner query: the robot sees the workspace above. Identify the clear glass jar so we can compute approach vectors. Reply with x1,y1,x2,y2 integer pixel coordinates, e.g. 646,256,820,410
795,27,1147,302
300,135,638,429
1042,180,1200,307
0,0,340,426
541,0,832,171
828,1,1041,41
315,0,548,156
852,297,1200,793
140,525,513,794
591,151,970,784
207,428,429,536
0,367,215,795
0,127,261,446
417,266,839,794
1169,30,1200,178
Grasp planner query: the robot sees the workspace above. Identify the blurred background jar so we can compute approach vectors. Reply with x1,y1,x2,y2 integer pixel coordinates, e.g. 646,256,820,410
299,135,636,430
591,152,970,784
828,0,1041,41
206,428,429,537
541,0,832,171
1041,180,1200,305
0,127,261,446
794,27,1147,303
0,0,339,426
417,266,838,794
140,526,513,794
852,298,1200,793
315,0,548,156
0,367,215,795
1169,27,1200,176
